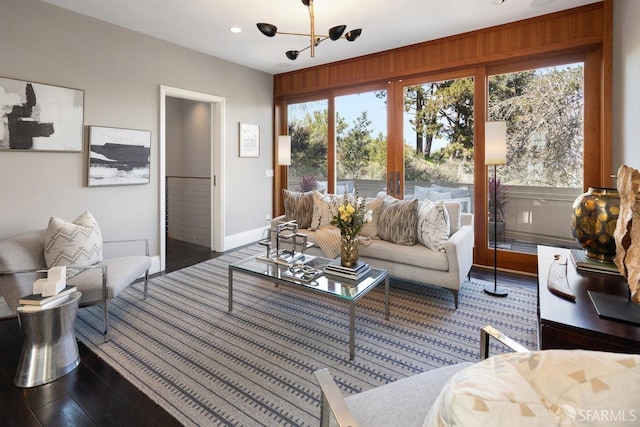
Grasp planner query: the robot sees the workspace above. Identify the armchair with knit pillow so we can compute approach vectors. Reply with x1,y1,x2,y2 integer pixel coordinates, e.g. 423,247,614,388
0,211,151,342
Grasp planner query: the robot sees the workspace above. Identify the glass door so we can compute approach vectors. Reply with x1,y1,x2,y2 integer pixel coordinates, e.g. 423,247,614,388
286,100,328,192
402,77,475,212
487,63,585,254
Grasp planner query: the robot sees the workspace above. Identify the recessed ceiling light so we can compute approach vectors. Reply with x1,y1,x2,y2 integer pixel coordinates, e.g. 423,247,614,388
492,0,505,4
229,27,242,34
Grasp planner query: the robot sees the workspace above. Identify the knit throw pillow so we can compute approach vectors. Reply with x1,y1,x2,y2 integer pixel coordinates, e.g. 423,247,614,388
283,189,315,229
44,211,103,268
377,197,419,245
417,200,450,252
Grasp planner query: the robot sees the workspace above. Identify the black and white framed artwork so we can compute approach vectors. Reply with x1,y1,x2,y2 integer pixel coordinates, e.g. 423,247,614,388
0,76,84,152
88,126,151,186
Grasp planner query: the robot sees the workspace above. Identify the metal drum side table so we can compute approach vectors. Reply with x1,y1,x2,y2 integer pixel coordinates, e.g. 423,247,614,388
14,291,82,388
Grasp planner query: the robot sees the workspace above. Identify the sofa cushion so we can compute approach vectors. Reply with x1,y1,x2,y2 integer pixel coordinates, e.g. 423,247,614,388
358,239,449,271
283,189,315,229
360,196,385,238
44,211,103,268
310,192,344,230
417,201,450,252
68,255,151,302
444,202,462,235
424,350,640,427
378,197,419,245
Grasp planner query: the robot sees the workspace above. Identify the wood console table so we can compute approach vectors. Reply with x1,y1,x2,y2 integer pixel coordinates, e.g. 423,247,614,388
537,245,640,354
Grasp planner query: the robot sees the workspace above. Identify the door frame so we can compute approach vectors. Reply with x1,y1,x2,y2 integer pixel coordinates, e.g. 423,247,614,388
159,85,225,272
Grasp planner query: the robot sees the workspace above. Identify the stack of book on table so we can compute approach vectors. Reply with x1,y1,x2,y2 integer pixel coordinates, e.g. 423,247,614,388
17,286,77,313
569,249,622,276
324,259,372,281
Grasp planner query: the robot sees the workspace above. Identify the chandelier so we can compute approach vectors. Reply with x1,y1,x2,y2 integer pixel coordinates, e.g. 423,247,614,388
256,0,362,61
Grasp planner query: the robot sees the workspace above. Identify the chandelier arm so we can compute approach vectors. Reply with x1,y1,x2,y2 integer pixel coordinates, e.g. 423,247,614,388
276,31,330,38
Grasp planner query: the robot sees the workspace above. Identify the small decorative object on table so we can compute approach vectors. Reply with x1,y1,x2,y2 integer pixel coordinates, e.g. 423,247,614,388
570,186,620,262
330,187,373,268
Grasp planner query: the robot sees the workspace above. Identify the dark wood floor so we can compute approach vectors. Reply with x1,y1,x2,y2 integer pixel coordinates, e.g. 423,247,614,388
0,239,536,426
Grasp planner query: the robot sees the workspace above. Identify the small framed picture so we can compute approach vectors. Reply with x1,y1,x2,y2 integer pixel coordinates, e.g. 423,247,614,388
239,123,259,157
88,125,151,186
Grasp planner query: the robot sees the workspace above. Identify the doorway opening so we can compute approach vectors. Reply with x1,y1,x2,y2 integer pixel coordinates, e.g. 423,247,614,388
159,86,225,272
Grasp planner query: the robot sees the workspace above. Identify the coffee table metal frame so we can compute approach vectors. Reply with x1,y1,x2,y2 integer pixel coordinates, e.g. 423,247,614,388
228,255,389,360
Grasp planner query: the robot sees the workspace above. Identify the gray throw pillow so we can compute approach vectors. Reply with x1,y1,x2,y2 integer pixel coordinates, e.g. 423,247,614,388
283,189,315,229
378,197,419,245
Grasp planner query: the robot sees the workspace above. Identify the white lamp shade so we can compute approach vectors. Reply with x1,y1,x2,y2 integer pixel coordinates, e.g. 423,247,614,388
485,121,507,165
278,135,291,166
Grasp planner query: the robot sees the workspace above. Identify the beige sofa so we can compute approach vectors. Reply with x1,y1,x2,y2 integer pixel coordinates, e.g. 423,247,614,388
272,196,474,308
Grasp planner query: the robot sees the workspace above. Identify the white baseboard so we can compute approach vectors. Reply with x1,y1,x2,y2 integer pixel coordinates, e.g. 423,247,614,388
223,226,269,252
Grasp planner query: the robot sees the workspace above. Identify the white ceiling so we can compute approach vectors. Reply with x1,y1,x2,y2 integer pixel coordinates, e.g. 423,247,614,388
40,0,601,75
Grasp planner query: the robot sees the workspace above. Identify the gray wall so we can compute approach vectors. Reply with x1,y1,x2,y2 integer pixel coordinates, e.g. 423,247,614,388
166,98,211,177
0,0,273,270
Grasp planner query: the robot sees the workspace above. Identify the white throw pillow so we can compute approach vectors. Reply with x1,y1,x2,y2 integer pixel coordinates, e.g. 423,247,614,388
417,201,450,252
360,196,384,238
309,192,344,230
44,211,103,268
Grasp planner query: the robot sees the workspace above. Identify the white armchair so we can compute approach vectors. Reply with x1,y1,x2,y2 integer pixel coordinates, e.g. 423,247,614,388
0,230,151,342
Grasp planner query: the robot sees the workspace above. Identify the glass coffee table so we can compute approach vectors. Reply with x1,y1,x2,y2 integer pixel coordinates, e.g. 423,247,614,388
228,254,389,360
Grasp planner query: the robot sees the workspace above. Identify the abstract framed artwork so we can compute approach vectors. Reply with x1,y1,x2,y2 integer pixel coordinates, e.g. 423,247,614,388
88,126,151,187
0,76,84,152
239,122,260,157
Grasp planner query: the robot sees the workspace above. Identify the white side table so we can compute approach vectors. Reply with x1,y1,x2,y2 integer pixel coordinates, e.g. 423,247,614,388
14,291,81,388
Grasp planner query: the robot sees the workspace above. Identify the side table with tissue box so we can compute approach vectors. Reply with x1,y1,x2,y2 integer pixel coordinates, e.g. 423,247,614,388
14,266,82,388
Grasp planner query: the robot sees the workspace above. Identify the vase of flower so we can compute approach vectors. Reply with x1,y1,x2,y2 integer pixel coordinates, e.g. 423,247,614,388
330,186,373,268
340,235,359,267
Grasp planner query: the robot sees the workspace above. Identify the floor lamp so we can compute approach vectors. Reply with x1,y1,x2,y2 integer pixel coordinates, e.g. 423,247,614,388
485,121,508,297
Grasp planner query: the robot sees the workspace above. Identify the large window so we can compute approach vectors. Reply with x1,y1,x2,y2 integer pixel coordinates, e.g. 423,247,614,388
487,63,584,253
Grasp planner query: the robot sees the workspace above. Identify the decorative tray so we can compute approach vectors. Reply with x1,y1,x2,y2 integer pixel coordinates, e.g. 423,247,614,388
282,263,323,283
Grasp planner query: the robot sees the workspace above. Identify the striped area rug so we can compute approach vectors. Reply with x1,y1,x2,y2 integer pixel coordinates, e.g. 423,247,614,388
75,245,538,426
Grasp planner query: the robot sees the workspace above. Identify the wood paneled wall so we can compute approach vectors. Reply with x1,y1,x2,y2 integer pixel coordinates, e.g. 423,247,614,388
274,3,604,97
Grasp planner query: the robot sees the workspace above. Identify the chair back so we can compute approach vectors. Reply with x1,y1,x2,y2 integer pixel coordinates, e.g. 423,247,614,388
0,231,47,315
